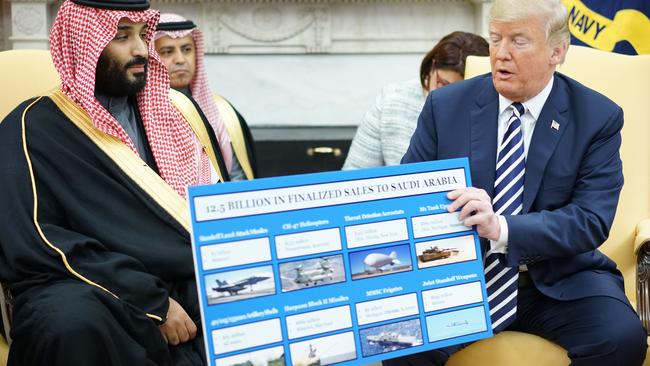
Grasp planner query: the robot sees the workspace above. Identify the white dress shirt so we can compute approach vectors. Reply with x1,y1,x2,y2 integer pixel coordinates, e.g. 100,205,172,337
489,77,555,267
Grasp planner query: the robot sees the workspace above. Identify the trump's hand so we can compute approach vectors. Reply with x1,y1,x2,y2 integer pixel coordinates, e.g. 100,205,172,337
159,297,197,346
447,187,501,241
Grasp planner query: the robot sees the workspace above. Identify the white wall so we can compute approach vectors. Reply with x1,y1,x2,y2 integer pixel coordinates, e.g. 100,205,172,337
205,53,422,127
6,0,490,128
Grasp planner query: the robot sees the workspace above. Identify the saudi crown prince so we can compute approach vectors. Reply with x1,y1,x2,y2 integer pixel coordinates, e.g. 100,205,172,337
0,0,230,364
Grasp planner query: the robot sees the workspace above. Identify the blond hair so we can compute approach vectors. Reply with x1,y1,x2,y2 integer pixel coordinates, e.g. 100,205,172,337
489,0,570,47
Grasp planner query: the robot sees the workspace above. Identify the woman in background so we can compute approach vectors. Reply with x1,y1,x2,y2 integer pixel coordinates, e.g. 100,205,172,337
343,31,489,169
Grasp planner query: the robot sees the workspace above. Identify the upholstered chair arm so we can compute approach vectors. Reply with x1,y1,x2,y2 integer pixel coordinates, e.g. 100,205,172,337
635,219,650,334
0,334,8,366
0,283,10,346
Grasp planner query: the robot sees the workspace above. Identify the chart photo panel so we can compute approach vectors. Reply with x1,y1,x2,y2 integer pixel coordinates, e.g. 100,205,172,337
359,318,424,357
415,234,477,269
279,254,346,292
349,243,412,280
205,265,276,305
215,345,285,366
289,331,356,366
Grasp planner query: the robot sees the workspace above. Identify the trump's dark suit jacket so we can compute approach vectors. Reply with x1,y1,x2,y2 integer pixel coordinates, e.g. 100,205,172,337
403,72,629,305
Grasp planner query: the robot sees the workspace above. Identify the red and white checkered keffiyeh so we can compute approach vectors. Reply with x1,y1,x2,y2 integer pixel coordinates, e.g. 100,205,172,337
154,13,234,172
50,0,212,197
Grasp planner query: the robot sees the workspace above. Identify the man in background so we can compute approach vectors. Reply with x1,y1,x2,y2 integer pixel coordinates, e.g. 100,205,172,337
155,13,257,180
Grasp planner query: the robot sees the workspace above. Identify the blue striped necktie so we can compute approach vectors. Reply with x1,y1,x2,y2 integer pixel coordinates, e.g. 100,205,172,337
484,102,525,332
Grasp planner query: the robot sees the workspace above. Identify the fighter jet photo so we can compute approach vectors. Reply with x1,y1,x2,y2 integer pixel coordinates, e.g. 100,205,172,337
205,265,276,305
212,275,270,296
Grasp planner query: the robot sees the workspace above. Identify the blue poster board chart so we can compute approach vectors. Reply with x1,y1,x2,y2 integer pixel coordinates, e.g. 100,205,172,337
188,158,492,366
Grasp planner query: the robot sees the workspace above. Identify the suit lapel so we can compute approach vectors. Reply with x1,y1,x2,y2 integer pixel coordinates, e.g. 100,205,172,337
470,78,499,198
523,74,570,212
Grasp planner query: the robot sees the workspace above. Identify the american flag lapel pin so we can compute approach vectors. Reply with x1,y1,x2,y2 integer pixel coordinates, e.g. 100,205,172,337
551,120,560,131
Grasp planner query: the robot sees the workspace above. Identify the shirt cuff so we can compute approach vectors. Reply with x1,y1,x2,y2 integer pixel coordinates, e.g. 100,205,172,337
489,215,509,254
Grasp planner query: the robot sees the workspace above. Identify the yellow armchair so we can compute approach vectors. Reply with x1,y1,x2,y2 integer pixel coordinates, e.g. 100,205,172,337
448,45,650,366
0,338,6,366
0,50,59,121
0,49,60,366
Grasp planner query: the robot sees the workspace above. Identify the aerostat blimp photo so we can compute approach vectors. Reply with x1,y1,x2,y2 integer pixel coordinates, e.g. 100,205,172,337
349,243,412,280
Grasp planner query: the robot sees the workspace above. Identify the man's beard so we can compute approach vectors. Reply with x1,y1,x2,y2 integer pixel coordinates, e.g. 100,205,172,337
95,54,148,97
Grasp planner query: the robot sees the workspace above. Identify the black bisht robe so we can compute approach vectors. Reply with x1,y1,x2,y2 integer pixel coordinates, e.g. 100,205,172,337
0,95,227,365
